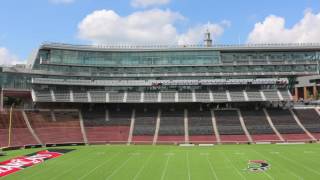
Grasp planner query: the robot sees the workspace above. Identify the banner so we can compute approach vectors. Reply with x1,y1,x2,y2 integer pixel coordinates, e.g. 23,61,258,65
0,149,73,177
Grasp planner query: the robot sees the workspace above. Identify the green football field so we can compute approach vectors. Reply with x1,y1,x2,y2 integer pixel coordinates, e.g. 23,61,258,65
2,144,320,180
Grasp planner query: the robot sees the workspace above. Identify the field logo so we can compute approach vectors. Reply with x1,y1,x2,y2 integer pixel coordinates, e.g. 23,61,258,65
0,149,73,177
247,160,270,173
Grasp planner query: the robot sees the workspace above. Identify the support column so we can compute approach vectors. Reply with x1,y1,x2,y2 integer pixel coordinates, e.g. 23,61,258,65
294,87,298,101
303,87,308,100
313,85,318,99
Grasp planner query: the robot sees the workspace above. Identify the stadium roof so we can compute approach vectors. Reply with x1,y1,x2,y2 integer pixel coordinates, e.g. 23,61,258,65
41,42,320,52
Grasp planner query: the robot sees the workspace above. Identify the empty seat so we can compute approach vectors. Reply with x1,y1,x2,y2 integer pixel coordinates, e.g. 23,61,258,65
212,91,228,102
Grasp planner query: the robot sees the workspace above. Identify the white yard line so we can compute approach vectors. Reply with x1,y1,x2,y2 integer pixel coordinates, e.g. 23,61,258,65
28,148,101,179
77,152,122,180
220,152,246,180
206,155,219,180
160,155,171,180
104,155,133,180
132,152,155,180
186,152,191,180
276,152,320,176
250,149,302,180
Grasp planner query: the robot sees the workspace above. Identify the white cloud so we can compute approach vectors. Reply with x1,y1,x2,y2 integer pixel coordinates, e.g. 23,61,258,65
247,11,320,43
131,0,170,8
78,9,228,45
0,47,21,65
49,0,75,5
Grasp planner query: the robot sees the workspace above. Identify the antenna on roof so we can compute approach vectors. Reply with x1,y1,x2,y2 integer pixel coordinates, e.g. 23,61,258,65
204,29,212,47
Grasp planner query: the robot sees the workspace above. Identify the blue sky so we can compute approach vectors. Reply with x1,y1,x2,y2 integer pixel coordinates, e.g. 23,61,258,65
0,0,319,63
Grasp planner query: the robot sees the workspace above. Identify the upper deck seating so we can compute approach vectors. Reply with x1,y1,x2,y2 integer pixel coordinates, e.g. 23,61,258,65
229,91,246,102
126,92,141,103
109,92,124,102
279,89,292,101
144,92,158,102
161,92,176,102
212,91,228,102
195,90,211,102
54,91,71,102
34,90,52,102
246,90,263,101
263,90,280,101
90,91,106,103
178,92,193,102
73,91,88,102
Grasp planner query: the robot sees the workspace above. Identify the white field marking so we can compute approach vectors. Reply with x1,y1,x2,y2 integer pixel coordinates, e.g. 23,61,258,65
186,152,191,180
104,155,133,180
132,152,155,180
164,152,175,156
28,148,101,179
285,150,320,169
160,155,171,180
275,152,320,176
220,152,247,180
77,152,122,180
49,150,110,180
303,151,314,154
234,152,244,155
250,148,302,180
206,155,219,180
269,152,279,154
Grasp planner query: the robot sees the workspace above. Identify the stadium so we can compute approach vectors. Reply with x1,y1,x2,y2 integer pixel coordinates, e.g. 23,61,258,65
1,30,320,179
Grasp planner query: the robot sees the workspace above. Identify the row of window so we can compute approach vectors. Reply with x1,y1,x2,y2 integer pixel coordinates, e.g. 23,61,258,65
36,64,318,74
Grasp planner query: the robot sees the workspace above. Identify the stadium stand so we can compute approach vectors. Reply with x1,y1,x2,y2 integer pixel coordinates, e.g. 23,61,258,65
25,110,83,144
83,107,131,143
241,110,280,141
0,110,38,147
188,108,216,143
214,110,248,142
267,109,311,141
293,109,320,140
132,108,157,143
157,107,185,143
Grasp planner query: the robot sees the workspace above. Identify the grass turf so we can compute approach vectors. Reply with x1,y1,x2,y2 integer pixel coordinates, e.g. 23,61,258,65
1,144,320,180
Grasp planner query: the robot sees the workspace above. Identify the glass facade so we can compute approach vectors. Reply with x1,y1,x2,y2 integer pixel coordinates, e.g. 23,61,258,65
1,47,320,91
221,51,319,62
44,49,221,66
